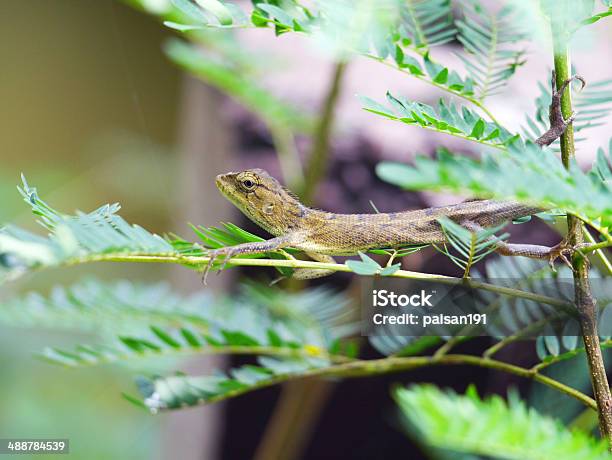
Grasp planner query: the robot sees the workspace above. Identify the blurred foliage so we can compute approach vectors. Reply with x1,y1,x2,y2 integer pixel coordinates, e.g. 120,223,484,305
2,0,612,457
377,140,612,228
395,385,611,459
361,93,517,147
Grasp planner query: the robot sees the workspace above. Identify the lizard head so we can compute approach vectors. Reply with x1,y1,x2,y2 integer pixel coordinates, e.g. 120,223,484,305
215,169,305,236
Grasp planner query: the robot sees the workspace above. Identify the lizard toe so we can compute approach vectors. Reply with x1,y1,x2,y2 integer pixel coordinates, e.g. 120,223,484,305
547,240,576,272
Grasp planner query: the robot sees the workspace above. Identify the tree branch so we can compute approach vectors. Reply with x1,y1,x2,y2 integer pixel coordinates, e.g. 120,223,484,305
59,252,574,310
552,25,612,444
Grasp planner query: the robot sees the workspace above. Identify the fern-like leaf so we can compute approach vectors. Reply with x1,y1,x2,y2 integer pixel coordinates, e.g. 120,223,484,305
436,216,508,277
456,1,526,101
401,0,456,52
395,385,611,460
165,38,312,131
376,141,612,228
368,258,573,356
361,92,517,147
0,278,212,333
40,323,350,368
1,279,357,356
132,356,330,412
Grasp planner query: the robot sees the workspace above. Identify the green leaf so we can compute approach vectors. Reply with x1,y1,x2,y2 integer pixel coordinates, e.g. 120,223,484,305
544,333,561,356
401,0,456,51
2,177,177,282
380,263,401,276
436,216,508,274
1,278,357,361
163,21,205,31
395,385,611,460
164,38,311,131
433,67,448,84
135,357,331,411
376,141,612,228
579,8,612,26
456,1,527,101
194,0,234,26
169,0,249,27
346,252,381,275
150,326,181,348
468,118,485,139
361,93,515,148
23,279,358,369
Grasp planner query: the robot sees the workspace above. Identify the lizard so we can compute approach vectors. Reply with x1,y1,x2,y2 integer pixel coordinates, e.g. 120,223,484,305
203,73,586,283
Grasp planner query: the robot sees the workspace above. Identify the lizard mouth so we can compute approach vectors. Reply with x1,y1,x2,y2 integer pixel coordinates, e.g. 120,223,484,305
215,173,234,194
215,174,225,191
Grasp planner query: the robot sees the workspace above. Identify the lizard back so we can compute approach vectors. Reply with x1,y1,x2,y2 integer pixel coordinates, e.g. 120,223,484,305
215,169,540,255
295,201,540,254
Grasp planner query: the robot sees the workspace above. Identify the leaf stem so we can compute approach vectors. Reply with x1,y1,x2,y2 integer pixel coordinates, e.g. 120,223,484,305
157,353,596,412
50,345,352,368
367,55,501,125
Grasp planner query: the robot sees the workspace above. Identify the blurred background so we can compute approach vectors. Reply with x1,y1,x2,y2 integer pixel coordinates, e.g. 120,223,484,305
1,1,611,459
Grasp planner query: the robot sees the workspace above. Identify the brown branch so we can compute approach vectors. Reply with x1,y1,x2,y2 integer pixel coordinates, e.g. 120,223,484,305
551,26,612,445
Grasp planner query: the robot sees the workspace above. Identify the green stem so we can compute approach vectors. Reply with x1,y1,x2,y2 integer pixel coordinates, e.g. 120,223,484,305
570,214,612,274
572,213,612,243
257,61,347,460
56,345,352,368
163,354,596,412
270,123,303,191
300,61,347,204
531,339,612,373
580,228,612,275
61,253,573,310
552,28,612,444
579,240,612,254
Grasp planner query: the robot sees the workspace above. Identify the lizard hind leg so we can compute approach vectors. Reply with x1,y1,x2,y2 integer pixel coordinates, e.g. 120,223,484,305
292,252,337,280
461,221,574,271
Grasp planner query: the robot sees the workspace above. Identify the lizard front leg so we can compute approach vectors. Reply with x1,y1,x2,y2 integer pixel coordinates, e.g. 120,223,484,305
535,71,585,147
203,235,299,284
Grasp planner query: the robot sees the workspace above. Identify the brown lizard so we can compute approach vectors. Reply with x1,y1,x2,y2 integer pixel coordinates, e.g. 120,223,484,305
203,74,585,282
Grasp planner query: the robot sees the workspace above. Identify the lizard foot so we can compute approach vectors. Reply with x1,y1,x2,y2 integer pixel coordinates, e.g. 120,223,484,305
546,240,592,272
536,72,586,147
202,247,237,285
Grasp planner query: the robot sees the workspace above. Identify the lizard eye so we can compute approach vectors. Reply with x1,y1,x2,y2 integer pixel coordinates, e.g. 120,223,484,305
241,179,256,190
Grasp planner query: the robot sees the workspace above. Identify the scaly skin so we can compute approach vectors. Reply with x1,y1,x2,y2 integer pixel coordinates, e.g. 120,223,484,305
204,74,584,282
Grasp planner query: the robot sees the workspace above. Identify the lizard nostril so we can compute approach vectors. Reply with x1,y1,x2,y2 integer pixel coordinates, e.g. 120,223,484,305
215,174,227,190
